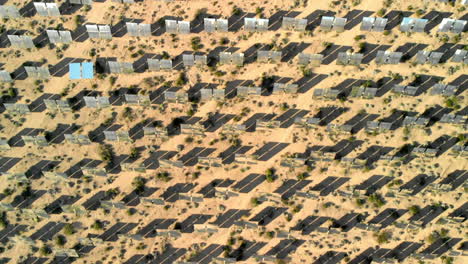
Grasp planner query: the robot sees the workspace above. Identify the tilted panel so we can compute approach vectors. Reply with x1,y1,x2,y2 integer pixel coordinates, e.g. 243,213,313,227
298,53,311,65
86,25,100,38
428,52,443,64
400,17,412,32
140,24,151,36
59,31,72,43
49,31,62,43
104,131,117,141
83,96,98,108
350,53,363,65
415,51,430,64
270,51,282,62
336,52,350,65
125,94,139,104
98,25,112,39
108,61,121,73
126,22,139,36
360,17,374,31
178,21,190,34
333,17,347,32
217,19,228,32
97,97,110,107
244,18,256,31
374,17,388,31
296,19,308,31
194,55,207,65
204,18,216,33
282,17,295,30
451,49,467,63
34,3,48,16
160,59,172,70
200,89,213,100
320,16,334,30
183,54,195,66
0,71,12,82
232,53,244,66
57,100,71,111
213,89,225,100
257,50,269,62
147,59,161,71
413,18,428,32
44,99,58,110
121,62,134,73
257,19,269,31
0,6,20,18
165,20,178,33
219,52,231,64
438,18,453,32
389,52,403,64
451,20,467,34
46,3,60,16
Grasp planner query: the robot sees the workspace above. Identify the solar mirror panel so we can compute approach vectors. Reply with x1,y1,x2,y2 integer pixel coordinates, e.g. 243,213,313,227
104,131,118,141
232,53,244,66
98,25,112,39
320,16,334,30
360,17,374,31
217,19,229,32
333,17,347,31
219,52,231,64
257,19,269,31
0,71,12,82
127,23,151,37
374,17,388,31
244,18,256,31
451,20,467,33
271,51,282,62
47,3,60,16
212,89,224,100
237,86,261,96
428,52,443,64
195,55,207,65
44,99,57,109
70,0,93,3
34,3,48,16
178,21,190,34
8,35,35,49
86,25,100,38
257,50,269,62
4,103,30,114
451,49,467,63
204,18,216,33
160,59,172,70
147,59,161,71
183,54,195,66
165,20,178,33
336,52,349,65
0,6,20,18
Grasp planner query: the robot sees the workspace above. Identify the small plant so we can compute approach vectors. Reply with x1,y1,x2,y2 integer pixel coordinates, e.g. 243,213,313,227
63,223,74,235
91,220,103,230
132,176,146,193
368,193,385,208
98,144,114,162
374,230,391,244
265,168,275,182
250,197,260,206
408,205,420,215
39,245,52,256
54,235,66,246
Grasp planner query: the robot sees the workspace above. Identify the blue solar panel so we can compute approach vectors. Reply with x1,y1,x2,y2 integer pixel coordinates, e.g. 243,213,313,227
82,62,94,79
69,63,81,80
